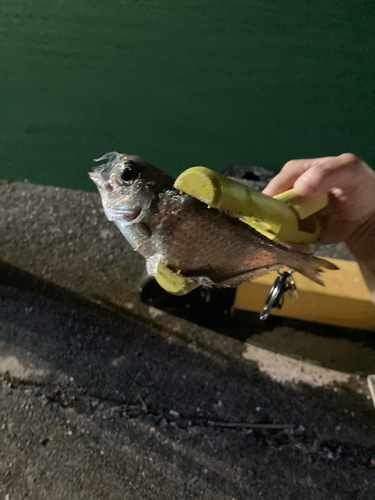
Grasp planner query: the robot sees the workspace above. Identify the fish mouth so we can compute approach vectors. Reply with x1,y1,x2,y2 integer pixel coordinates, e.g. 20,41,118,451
105,204,144,224
120,206,143,223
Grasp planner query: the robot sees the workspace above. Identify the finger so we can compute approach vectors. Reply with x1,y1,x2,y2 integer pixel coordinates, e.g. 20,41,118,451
262,159,318,196
293,153,365,196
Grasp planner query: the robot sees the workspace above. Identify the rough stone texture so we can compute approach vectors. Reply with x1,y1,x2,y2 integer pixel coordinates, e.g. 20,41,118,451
1,181,375,499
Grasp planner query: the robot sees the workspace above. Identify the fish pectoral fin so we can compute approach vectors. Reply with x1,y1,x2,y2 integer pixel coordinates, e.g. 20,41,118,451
195,276,215,287
215,264,282,288
146,254,164,276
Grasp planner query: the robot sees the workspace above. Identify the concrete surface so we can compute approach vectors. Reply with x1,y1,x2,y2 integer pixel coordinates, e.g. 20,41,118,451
1,181,375,499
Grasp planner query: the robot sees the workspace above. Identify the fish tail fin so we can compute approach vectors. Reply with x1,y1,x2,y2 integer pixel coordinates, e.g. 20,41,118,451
285,254,339,286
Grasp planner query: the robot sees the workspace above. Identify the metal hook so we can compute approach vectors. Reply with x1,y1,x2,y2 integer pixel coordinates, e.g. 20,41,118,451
260,270,296,321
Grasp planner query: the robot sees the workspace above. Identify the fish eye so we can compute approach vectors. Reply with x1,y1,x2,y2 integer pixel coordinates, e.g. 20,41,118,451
121,166,134,183
119,161,138,185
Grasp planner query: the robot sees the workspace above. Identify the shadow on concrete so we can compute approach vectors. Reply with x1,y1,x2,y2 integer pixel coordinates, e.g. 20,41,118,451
1,261,375,498
0,261,373,422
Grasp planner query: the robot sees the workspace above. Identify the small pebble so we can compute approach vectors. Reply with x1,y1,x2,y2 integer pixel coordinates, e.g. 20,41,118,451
169,410,180,418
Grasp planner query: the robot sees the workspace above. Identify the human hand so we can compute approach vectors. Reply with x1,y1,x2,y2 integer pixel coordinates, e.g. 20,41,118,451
263,153,375,255
263,154,375,299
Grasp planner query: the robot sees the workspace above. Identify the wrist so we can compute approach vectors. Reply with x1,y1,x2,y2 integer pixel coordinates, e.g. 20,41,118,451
346,213,375,300
346,212,375,263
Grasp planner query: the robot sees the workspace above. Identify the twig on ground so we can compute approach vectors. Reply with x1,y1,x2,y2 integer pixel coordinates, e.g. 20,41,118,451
137,392,148,412
208,421,295,430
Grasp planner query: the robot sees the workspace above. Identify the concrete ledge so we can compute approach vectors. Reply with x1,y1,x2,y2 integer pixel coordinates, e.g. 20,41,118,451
1,181,375,499
0,181,373,391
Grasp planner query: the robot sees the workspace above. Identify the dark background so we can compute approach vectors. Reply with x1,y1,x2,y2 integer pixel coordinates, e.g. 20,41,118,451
1,0,374,190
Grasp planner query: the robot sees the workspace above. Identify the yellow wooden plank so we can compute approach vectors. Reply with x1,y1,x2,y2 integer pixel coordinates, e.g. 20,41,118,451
234,258,375,329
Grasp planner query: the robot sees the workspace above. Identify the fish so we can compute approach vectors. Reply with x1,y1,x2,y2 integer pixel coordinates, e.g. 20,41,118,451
89,152,338,288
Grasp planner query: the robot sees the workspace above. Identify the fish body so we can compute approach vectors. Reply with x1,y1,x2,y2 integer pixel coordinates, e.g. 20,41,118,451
89,152,337,287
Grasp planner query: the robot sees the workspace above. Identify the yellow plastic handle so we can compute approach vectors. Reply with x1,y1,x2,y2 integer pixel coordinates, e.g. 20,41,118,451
174,167,328,244
154,263,199,295
174,166,295,227
274,189,328,220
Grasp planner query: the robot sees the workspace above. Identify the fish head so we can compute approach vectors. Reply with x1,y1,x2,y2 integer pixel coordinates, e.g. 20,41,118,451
89,152,174,224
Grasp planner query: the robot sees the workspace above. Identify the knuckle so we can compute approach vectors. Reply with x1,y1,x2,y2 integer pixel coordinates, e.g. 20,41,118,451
339,152,360,166
310,158,334,178
283,159,299,171
311,154,361,180
298,171,319,190
338,153,364,180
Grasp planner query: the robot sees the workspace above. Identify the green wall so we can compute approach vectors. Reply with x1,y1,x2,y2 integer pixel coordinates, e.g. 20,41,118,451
1,0,374,190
